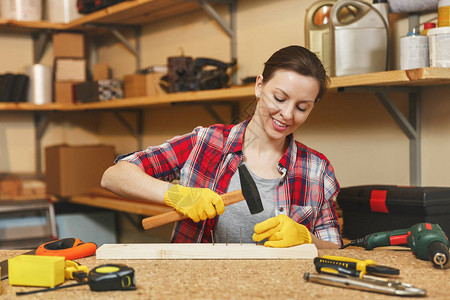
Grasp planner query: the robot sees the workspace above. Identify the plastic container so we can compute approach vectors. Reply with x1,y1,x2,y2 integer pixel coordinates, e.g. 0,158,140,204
330,0,389,76
400,33,429,70
46,0,82,23
0,0,42,21
421,22,436,36
427,26,450,67
8,255,65,288
438,0,450,27
305,0,337,75
27,64,52,105
337,185,450,239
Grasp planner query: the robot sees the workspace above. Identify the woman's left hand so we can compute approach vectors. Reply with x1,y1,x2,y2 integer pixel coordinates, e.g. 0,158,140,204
252,214,312,247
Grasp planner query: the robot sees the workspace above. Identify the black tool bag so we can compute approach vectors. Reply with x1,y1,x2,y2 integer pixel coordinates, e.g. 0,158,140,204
161,57,236,93
77,0,127,14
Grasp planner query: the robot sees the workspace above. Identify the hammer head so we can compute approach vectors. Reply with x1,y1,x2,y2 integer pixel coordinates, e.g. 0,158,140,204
238,164,264,214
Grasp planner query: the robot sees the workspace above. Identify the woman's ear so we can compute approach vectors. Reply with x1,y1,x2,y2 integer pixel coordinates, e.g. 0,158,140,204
255,75,263,99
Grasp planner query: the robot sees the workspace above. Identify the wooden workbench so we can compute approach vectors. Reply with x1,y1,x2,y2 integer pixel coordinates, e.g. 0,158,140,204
1,247,448,299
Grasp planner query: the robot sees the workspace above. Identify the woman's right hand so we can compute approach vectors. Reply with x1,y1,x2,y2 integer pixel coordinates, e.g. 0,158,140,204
164,184,225,222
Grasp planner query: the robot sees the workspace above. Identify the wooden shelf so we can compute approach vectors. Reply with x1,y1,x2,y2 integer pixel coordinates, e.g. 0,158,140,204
0,85,255,112
64,0,202,30
0,0,202,33
329,67,450,89
1,68,450,112
0,19,63,33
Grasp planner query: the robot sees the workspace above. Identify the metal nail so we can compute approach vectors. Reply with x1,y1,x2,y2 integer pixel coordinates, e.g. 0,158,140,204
226,228,228,246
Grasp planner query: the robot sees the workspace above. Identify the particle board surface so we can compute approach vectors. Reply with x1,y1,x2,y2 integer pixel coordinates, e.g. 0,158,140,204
96,243,318,260
0,249,449,299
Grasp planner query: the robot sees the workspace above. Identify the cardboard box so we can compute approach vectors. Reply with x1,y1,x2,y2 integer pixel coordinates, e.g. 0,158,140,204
93,63,110,81
0,178,22,198
123,73,165,98
54,81,79,104
52,32,85,58
45,144,116,197
54,58,86,82
74,81,100,102
98,79,123,100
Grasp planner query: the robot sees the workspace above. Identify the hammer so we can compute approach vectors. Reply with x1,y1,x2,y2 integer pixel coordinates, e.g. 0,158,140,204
141,164,263,230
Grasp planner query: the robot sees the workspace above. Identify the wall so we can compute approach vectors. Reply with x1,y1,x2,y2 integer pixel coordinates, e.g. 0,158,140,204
0,0,449,188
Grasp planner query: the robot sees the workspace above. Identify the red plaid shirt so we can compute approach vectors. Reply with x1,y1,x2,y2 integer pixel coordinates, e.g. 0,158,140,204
117,118,342,246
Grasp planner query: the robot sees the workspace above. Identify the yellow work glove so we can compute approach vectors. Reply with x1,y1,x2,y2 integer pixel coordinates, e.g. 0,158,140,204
164,184,225,223
253,214,312,247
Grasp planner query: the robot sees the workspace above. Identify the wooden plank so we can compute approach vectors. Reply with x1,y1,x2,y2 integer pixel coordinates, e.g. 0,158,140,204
96,243,318,260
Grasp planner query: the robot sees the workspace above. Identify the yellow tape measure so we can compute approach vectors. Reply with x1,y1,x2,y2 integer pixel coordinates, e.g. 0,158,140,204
89,264,136,291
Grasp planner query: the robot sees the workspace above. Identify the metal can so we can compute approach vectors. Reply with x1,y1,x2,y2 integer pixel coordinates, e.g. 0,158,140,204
400,33,429,70
438,0,450,27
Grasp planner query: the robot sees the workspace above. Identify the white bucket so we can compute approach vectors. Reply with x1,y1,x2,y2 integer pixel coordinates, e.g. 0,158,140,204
46,0,82,23
1,0,42,21
427,26,450,67
400,34,429,70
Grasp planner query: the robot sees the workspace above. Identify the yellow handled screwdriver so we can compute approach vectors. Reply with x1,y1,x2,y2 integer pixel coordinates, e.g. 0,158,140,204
315,255,399,277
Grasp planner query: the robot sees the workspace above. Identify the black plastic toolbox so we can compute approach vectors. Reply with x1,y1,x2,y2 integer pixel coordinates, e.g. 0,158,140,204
337,185,450,239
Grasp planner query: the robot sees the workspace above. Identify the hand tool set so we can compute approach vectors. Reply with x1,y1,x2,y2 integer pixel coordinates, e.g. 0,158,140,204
304,255,426,296
305,255,425,296
1,237,97,281
15,263,136,296
0,237,135,296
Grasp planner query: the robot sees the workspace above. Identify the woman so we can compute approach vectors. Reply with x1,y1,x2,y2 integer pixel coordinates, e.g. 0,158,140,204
101,45,342,249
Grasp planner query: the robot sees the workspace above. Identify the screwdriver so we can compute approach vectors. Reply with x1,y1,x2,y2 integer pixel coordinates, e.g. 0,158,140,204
314,255,399,277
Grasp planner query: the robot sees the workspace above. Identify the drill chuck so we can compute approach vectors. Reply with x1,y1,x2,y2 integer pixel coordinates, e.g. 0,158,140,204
427,241,449,268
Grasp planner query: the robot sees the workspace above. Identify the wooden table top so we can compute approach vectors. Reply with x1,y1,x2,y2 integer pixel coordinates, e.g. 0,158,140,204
1,247,448,299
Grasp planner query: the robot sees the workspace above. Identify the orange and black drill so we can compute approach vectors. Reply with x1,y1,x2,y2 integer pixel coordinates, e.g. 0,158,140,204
342,223,449,268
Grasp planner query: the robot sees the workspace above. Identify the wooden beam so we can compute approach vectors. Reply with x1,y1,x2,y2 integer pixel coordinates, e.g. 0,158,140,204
96,243,318,260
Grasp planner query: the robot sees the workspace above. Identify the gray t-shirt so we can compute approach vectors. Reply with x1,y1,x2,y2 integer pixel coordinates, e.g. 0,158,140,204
214,166,279,243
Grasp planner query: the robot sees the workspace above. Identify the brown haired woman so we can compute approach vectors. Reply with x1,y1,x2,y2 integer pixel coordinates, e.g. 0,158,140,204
101,45,342,249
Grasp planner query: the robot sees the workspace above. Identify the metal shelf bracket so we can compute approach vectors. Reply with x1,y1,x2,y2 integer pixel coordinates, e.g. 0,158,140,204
189,0,238,84
339,86,422,186
32,30,52,64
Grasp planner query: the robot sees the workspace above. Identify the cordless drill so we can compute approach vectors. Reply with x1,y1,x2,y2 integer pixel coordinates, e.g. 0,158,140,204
342,223,449,268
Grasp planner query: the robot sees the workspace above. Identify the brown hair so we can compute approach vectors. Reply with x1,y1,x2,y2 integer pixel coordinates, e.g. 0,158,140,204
262,45,329,102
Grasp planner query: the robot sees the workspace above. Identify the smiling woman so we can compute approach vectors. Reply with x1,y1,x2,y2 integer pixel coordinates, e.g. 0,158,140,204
101,45,342,249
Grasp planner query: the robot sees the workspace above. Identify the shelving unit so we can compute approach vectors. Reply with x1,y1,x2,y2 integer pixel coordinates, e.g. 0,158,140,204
0,0,237,70
1,68,450,112
1,1,450,187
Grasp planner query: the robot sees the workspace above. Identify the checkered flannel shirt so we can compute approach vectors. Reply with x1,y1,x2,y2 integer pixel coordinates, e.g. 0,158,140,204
116,118,342,246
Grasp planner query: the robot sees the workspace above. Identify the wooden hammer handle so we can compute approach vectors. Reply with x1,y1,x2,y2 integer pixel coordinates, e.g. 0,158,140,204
141,190,245,230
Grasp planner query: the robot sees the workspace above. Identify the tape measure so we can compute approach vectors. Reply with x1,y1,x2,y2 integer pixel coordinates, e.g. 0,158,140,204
16,264,136,296
88,264,136,291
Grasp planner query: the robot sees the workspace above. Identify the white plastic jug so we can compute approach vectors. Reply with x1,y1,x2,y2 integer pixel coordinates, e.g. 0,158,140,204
330,0,389,76
305,0,337,75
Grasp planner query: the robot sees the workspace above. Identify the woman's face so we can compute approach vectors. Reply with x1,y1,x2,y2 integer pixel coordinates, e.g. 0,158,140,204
254,69,320,141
